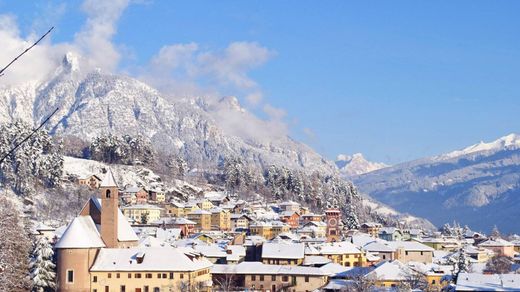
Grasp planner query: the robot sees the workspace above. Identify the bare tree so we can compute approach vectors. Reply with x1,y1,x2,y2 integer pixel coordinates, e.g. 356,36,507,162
213,273,238,291
485,255,512,274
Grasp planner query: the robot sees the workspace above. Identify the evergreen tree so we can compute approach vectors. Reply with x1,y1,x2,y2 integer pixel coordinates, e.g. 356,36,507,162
29,237,56,292
454,244,469,282
491,225,501,239
344,192,360,230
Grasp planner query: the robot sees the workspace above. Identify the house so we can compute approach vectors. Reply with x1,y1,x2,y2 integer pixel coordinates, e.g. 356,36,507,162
121,204,163,224
305,241,366,267
359,222,382,238
279,201,301,212
386,241,435,264
262,242,305,265
478,238,515,257
149,217,196,238
250,222,274,240
195,199,215,210
230,214,253,231
187,209,212,231
193,244,246,264
300,213,323,224
364,260,412,288
211,262,330,292
89,247,213,292
378,227,403,241
33,222,56,241
166,201,185,217
419,236,460,251
77,174,101,189
121,186,147,205
456,273,520,291
148,188,166,203
204,191,230,206
209,207,231,231
302,221,327,238
279,211,300,229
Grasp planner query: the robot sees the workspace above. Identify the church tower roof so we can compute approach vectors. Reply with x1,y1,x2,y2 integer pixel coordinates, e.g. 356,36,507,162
100,168,118,188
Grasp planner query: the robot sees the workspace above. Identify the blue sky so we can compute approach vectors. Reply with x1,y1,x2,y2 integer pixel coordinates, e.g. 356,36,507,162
2,1,520,164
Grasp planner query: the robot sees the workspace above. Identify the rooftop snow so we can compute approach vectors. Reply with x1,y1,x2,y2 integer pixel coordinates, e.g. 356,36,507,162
55,216,106,249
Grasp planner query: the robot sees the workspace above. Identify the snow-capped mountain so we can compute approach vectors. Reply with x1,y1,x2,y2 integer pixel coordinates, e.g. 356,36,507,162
335,153,389,177
0,53,335,174
352,133,520,233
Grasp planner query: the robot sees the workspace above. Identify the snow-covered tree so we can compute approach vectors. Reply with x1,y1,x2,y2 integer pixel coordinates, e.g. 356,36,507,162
0,197,32,291
344,192,360,230
491,225,501,239
0,120,63,195
29,236,56,292
167,155,188,178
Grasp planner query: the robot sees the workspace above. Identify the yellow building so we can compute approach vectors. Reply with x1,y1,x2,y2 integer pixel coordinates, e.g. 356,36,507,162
305,241,366,267
121,204,163,223
210,208,231,231
90,247,213,292
187,210,212,231
250,222,273,239
212,262,329,292
166,202,185,217
262,242,305,265
195,199,214,210
183,201,201,214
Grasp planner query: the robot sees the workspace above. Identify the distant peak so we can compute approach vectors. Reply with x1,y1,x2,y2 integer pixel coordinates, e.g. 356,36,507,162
335,153,388,177
62,52,80,72
440,133,520,160
218,96,245,113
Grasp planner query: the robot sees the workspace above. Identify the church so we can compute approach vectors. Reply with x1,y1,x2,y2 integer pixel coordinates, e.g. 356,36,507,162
55,170,213,292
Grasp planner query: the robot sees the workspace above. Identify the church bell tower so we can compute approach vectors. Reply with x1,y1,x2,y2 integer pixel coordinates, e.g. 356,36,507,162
100,169,119,248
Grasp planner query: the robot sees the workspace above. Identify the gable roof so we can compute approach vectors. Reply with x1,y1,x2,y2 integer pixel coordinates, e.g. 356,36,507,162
262,242,305,259
90,247,213,272
55,216,106,249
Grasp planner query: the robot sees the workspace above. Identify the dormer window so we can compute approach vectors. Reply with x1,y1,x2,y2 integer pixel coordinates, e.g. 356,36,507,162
106,190,111,199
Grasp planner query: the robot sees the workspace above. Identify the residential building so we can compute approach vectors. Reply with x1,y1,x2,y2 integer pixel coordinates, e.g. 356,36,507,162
212,262,330,292
187,209,212,231
230,214,253,230
121,204,163,223
305,241,366,267
262,242,305,265
77,174,101,189
279,201,301,212
378,227,403,241
300,213,323,224
279,211,300,229
478,238,515,257
359,222,382,238
210,207,231,231
166,201,185,217
386,241,435,264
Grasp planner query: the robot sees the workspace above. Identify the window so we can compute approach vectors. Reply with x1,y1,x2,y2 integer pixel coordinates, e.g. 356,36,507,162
66,270,74,283
180,273,184,279
108,273,112,279
157,273,161,278
305,276,309,282
105,286,109,292
146,273,153,279
169,272,174,279
421,251,424,255
120,285,126,292
162,273,167,279
260,275,264,281
282,275,289,282
251,275,256,281
93,276,97,282
128,273,132,278
432,280,436,284
382,255,386,260
135,273,142,278
93,290,97,292
117,273,120,278
272,275,276,281
405,251,409,256
154,288,160,292
144,286,149,292
106,189,111,198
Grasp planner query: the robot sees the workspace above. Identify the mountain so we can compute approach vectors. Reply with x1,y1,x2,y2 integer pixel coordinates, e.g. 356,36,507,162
352,134,520,233
336,153,389,177
0,52,436,229
0,53,334,174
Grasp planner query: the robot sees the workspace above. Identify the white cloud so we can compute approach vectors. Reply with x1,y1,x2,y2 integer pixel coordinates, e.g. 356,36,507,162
74,0,130,72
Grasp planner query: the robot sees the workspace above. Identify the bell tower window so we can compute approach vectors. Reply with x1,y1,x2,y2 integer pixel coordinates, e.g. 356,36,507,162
106,189,111,199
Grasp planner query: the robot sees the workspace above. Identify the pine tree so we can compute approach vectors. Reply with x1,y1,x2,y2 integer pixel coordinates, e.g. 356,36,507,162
344,192,360,230
30,236,56,292
454,244,469,282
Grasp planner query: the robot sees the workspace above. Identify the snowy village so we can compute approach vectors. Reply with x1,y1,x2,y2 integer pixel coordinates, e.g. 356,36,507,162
2,1,520,292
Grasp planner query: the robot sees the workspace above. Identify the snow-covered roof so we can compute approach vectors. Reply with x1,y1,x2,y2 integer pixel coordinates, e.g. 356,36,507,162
188,209,212,215
479,238,514,247
305,241,362,255
124,186,142,193
100,169,118,188
456,273,520,291
363,241,396,253
262,242,305,259
303,255,332,266
211,262,329,276
386,241,435,252
365,260,411,281
90,247,213,272
122,204,163,210
55,216,106,249
91,198,138,242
